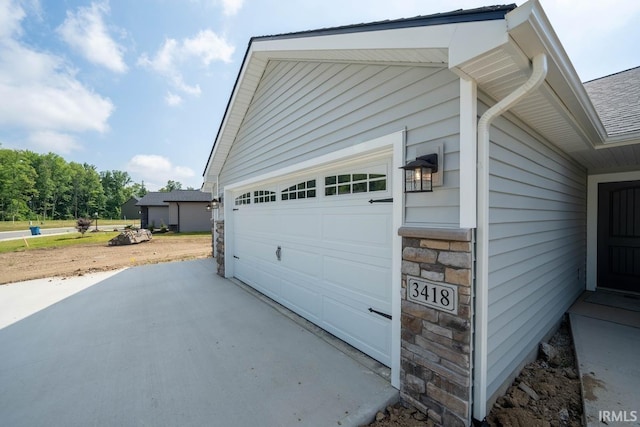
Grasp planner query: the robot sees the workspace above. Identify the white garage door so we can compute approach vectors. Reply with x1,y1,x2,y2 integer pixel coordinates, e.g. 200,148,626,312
231,158,393,366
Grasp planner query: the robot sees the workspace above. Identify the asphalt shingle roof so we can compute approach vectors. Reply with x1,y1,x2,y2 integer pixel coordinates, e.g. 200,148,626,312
584,66,640,137
136,190,212,206
162,190,212,202
252,5,517,42
136,192,169,207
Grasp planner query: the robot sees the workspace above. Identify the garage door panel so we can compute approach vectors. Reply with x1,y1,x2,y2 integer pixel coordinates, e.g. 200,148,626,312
322,213,391,246
279,246,322,278
235,260,281,300
280,277,322,321
324,256,391,302
236,238,280,264
236,212,278,234
322,296,391,365
278,214,322,240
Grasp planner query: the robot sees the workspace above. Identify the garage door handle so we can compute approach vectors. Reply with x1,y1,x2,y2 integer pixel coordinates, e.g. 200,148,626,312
276,246,282,261
368,308,392,320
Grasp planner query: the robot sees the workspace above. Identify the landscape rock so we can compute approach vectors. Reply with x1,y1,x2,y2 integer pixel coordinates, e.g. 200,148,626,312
108,229,152,246
518,381,540,401
559,407,570,422
540,342,561,367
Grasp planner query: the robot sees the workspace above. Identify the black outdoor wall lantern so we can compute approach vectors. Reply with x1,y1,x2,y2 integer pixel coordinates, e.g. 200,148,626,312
400,153,438,193
206,198,221,211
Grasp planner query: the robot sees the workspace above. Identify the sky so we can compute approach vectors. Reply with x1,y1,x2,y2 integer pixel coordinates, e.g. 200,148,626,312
1,0,639,191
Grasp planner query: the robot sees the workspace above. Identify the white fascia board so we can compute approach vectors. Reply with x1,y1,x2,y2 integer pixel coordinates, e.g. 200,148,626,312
204,44,261,181
506,0,606,146
252,25,457,54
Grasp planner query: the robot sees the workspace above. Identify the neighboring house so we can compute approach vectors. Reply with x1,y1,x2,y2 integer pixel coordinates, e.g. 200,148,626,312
136,192,169,230
202,1,640,425
120,196,140,221
137,190,212,232
162,190,212,232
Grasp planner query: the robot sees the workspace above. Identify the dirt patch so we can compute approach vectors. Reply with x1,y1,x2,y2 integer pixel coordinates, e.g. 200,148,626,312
364,319,582,427
487,319,583,427
0,234,212,285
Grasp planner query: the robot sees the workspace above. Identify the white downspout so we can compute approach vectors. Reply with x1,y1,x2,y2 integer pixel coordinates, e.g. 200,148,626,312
473,53,548,421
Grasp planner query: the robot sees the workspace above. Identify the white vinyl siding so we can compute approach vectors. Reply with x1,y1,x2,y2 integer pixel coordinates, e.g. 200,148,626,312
485,111,587,400
219,61,461,227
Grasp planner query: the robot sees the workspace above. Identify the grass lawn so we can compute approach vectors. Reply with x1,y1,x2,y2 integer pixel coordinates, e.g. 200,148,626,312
0,219,138,232
0,230,211,254
0,231,120,254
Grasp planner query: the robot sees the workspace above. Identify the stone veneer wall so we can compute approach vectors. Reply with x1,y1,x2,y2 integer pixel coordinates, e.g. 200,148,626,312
398,227,473,427
215,220,225,276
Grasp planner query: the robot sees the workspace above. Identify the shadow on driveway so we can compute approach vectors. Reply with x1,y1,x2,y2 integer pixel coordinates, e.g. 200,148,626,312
0,259,397,427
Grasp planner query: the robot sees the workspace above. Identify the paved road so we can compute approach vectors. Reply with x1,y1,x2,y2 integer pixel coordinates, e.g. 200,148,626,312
0,225,128,241
0,259,397,427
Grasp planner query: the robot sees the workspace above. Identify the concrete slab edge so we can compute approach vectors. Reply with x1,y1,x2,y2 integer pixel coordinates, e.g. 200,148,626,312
569,313,590,427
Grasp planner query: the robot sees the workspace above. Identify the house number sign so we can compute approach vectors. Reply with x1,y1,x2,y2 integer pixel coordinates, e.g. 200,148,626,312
407,276,458,315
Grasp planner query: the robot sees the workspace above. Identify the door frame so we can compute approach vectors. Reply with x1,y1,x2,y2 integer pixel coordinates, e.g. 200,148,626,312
587,170,640,290
223,130,405,388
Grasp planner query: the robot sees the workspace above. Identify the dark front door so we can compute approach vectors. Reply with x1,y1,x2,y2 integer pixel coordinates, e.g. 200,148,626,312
598,181,640,292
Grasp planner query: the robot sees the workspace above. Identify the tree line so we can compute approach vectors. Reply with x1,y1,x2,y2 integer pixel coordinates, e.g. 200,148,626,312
0,148,188,221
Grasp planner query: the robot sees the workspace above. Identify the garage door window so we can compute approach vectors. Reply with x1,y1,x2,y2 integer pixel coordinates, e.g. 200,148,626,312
254,190,277,203
235,192,251,205
282,180,317,201
325,173,387,196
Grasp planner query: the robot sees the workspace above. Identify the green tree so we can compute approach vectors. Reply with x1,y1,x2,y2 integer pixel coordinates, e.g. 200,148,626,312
26,152,71,220
0,149,37,221
159,180,182,192
127,180,148,198
68,162,105,218
101,170,132,219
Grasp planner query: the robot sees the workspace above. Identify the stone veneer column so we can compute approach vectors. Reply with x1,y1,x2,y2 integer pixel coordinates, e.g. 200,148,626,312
215,220,225,276
398,227,473,427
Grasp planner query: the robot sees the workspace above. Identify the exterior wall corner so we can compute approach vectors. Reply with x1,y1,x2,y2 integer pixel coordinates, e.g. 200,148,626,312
399,228,473,427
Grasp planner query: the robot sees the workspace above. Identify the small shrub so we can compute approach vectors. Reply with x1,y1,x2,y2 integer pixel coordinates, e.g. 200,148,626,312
76,218,92,236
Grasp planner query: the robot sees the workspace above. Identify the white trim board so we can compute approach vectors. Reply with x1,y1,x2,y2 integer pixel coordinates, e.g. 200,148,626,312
586,171,640,291
223,130,405,389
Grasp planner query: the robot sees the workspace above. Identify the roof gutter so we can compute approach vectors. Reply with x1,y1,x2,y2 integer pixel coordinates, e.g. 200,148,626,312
473,52,548,422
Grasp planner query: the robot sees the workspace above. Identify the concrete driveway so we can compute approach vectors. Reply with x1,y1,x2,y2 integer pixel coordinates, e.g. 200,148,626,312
0,259,397,427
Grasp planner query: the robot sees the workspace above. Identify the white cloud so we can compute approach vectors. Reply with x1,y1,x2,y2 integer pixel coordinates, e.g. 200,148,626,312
126,154,195,186
0,0,25,40
0,1,113,148
221,0,244,16
28,131,82,154
165,92,183,106
183,30,235,65
57,1,127,73
138,29,234,98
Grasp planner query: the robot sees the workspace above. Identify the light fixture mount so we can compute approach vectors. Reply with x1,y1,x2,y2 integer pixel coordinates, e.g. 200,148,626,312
400,153,438,193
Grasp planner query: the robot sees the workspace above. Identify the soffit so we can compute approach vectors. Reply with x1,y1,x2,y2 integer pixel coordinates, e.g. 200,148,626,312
204,2,640,181
455,2,640,174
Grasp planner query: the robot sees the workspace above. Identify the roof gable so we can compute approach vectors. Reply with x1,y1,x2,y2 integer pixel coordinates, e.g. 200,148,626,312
202,0,640,181
202,5,516,183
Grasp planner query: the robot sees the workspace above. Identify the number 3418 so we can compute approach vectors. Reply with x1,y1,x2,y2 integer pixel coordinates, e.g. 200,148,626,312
407,277,458,314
